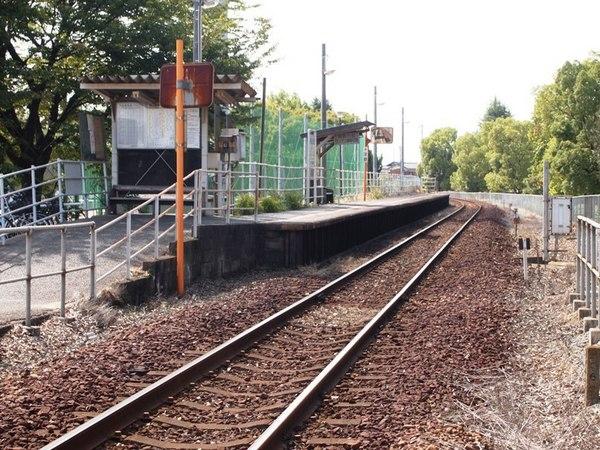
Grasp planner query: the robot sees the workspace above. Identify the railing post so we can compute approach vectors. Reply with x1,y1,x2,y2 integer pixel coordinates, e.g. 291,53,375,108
31,165,37,224
25,229,32,327
592,226,598,319
154,196,160,258
60,227,66,317
102,162,109,213
199,170,204,226
126,212,132,277
226,167,232,225
192,170,199,238
577,219,581,296
277,108,283,193
0,174,5,245
81,161,89,218
585,223,591,308
254,171,259,222
90,223,96,299
217,168,223,217
57,159,65,223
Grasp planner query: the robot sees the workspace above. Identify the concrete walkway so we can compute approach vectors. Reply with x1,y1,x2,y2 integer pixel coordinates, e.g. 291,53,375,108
0,215,190,323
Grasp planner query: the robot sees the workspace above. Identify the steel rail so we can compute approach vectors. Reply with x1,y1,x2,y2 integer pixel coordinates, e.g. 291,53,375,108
250,203,481,449
40,204,465,450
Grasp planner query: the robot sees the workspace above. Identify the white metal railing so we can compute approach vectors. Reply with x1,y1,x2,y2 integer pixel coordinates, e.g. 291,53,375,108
96,163,421,286
95,170,203,284
573,195,600,222
450,192,544,216
0,222,96,326
0,159,109,244
576,216,600,320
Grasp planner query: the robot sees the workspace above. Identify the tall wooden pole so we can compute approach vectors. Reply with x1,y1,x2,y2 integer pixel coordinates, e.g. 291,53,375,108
175,39,185,296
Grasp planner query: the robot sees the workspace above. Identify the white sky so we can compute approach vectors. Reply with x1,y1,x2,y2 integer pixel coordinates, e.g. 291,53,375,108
249,0,600,164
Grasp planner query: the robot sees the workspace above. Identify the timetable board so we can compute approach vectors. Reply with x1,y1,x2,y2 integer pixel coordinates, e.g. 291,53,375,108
116,102,200,149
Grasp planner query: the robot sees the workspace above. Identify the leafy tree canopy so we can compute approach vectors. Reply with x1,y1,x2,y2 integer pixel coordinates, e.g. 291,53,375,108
529,57,600,194
483,97,511,122
450,132,489,192
267,91,358,126
418,127,457,190
0,0,274,173
482,118,534,193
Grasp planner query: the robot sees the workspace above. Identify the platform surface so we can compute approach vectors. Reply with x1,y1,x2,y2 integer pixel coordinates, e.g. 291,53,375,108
0,193,444,323
239,193,447,229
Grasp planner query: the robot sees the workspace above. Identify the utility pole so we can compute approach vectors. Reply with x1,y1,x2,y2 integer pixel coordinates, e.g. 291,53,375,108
193,0,202,61
373,86,378,179
401,107,405,176
543,160,550,262
321,43,327,129
259,78,267,194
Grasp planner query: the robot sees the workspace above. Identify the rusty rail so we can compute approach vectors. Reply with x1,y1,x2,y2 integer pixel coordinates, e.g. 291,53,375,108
40,203,469,450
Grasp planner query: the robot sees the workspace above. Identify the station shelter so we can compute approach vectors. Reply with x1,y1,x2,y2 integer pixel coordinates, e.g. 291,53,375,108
80,74,256,198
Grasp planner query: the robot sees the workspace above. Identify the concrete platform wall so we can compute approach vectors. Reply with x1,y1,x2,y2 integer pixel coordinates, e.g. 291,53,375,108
118,195,449,303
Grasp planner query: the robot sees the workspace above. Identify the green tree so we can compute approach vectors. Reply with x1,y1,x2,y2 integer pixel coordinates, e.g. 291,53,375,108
418,127,457,190
0,0,273,176
483,97,511,122
482,118,534,193
529,58,600,194
450,132,489,191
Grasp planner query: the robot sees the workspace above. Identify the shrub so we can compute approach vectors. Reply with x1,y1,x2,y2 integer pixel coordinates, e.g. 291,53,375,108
259,194,285,213
284,191,304,210
234,193,255,215
369,187,384,200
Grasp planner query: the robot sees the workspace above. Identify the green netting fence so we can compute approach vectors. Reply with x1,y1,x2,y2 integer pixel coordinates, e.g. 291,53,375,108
234,110,366,196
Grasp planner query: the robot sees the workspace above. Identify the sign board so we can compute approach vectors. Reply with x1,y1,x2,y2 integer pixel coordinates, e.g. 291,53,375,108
78,112,106,161
518,237,531,250
333,132,361,146
63,161,84,196
159,63,214,109
372,127,394,144
116,102,200,149
551,196,572,235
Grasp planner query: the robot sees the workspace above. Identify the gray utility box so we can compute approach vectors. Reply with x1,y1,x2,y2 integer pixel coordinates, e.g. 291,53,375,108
551,196,572,235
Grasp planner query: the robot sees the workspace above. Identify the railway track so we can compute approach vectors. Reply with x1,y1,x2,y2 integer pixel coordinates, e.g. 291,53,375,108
41,201,480,450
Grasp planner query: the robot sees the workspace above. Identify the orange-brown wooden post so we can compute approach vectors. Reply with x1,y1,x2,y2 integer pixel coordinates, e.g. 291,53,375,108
175,39,185,296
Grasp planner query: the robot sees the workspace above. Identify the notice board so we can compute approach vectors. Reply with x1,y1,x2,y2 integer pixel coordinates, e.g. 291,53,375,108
116,102,200,149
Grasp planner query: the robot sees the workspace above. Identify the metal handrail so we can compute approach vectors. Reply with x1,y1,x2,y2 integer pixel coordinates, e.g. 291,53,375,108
0,222,96,326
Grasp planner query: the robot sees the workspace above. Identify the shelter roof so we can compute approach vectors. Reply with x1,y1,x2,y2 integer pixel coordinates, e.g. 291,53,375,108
80,73,256,106
301,121,374,157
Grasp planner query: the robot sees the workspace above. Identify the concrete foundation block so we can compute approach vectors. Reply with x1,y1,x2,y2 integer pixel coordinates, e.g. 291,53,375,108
574,300,587,311
20,326,41,336
584,317,599,333
579,307,592,319
589,328,600,345
568,292,580,304
585,345,600,406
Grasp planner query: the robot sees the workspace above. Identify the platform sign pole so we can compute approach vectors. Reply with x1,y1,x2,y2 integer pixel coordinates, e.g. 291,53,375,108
542,160,550,262
175,39,186,296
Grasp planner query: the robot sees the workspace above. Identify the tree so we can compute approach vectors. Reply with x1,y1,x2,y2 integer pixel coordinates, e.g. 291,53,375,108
481,118,534,193
418,127,457,190
450,132,489,191
528,57,600,194
0,0,273,178
483,97,511,122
